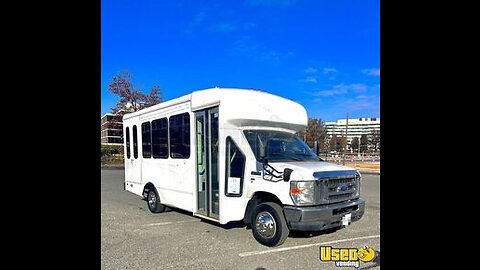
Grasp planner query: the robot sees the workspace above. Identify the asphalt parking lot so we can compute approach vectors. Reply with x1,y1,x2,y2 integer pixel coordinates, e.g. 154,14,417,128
101,169,380,269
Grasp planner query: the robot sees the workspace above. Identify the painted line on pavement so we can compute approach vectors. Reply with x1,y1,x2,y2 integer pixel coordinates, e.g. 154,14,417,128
239,234,380,257
144,220,198,226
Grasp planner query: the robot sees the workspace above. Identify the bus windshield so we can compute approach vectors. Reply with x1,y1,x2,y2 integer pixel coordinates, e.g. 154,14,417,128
243,130,320,162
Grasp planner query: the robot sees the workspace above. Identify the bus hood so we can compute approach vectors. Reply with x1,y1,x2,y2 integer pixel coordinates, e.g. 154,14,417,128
268,161,357,181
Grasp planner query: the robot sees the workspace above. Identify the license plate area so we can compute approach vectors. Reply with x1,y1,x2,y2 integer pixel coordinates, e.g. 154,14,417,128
341,213,352,226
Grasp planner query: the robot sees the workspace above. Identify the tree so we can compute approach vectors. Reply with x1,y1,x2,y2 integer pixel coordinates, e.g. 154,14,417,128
298,117,327,153
101,144,123,157
360,134,368,152
329,135,337,152
369,129,380,152
144,85,163,107
337,136,347,153
351,137,359,152
108,71,163,115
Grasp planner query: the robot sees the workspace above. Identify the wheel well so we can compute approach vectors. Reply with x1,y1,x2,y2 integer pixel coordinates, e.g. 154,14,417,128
143,182,155,199
243,192,283,224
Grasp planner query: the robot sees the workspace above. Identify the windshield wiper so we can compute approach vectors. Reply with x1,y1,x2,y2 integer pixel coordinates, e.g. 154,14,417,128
268,154,302,161
295,153,315,156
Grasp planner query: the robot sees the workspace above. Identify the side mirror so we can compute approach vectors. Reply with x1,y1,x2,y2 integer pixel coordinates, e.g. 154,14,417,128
283,168,293,181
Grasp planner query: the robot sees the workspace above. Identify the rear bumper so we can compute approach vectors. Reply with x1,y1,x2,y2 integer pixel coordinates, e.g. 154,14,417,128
283,198,365,231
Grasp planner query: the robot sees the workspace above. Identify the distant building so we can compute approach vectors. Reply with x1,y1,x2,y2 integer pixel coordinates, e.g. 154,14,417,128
101,113,123,145
325,117,380,150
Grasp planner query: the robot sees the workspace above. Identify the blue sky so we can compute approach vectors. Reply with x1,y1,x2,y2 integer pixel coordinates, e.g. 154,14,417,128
101,0,379,122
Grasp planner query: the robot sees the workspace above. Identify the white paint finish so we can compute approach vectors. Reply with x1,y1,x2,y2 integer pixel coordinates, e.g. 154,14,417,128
123,88,360,226
124,119,142,184
268,161,356,181
238,234,380,257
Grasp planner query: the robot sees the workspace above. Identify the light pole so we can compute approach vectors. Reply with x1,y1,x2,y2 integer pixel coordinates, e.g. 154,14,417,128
342,113,349,165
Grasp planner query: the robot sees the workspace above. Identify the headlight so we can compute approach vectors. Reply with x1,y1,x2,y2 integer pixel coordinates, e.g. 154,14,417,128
290,181,315,206
354,171,361,197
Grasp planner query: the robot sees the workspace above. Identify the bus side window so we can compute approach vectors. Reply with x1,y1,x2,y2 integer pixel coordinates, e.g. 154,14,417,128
169,113,190,159
141,121,152,158
133,125,138,159
125,127,130,159
225,137,246,197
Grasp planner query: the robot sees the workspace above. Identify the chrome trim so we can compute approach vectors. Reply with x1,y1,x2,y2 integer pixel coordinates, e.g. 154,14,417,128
148,191,157,208
255,211,276,239
313,170,357,179
312,170,361,205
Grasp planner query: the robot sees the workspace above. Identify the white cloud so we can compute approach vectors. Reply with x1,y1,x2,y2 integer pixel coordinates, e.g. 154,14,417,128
300,76,317,83
350,83,367,91
313,83,367,97
315,88,346,97
304,67,318,74
361,68,380,76
348,100,374,110
209,22,237,33
323,67,338,74
229,36,291,64
243,22,256,30
230,36,255,54
345,95,378,110
193,11,206,25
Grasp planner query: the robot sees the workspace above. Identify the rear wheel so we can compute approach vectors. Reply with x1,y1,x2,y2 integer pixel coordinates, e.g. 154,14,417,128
251,202,289,247
146,187,166,213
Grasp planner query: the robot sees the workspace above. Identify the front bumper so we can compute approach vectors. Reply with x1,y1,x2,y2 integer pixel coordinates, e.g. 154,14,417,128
283,198,365,231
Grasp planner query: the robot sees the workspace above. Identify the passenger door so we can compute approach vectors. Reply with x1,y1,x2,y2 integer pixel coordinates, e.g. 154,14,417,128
195,107,219,219
125,124,142,183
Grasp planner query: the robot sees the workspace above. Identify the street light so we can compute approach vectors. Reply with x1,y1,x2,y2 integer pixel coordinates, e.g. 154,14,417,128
342,113,349,166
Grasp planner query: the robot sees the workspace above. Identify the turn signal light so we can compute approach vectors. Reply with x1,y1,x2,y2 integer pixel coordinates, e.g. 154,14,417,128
290,188,301,195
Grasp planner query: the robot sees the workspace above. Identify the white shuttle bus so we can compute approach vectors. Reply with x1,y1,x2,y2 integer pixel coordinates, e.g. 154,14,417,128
123,88,365,246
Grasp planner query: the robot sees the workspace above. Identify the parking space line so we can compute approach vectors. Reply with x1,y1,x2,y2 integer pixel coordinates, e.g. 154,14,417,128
238,234,380,257
144,220,199,226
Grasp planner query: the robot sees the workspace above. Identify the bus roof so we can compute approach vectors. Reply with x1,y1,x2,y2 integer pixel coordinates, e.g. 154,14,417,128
123,88,307,131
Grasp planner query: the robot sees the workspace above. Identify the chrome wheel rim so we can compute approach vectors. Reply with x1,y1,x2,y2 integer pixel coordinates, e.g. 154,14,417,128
255,211,276,239
148,191,157,208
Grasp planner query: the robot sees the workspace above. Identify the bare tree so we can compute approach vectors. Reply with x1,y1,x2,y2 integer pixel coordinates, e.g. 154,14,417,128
144,85,164,107
108,71,163,115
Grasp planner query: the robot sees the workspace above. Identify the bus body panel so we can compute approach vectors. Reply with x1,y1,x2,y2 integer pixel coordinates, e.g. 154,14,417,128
123,88,364,233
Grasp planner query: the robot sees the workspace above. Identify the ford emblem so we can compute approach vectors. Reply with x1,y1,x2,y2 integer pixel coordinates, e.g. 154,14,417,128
337,185,348,192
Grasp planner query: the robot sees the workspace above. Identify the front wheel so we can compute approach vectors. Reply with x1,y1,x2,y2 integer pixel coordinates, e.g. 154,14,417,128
251,202,290,247
146,187,166,213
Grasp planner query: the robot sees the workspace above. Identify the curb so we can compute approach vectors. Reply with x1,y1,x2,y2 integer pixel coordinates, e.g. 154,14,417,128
101,165,125,170
358,170,380,175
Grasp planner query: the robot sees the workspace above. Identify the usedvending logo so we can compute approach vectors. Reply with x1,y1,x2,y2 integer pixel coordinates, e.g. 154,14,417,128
320,245,376,268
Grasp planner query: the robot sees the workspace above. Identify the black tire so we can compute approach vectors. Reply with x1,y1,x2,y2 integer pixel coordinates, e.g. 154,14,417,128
146,187,166,213
251,202,290,247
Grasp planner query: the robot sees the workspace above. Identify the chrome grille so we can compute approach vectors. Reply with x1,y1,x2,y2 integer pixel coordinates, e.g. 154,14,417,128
314,170,360,204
